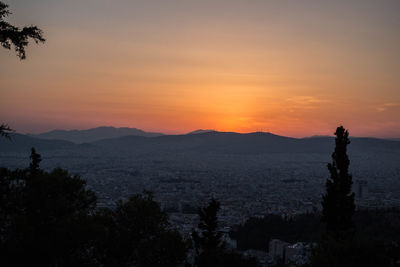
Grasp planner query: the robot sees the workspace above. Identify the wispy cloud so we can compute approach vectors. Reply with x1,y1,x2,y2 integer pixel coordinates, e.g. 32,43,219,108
285,96,329,105
376,103,400,112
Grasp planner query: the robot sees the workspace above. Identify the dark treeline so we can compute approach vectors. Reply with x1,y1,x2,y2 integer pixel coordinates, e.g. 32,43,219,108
0,149,257,267
0,149,188,267
231,209,400,251
231,213,322,250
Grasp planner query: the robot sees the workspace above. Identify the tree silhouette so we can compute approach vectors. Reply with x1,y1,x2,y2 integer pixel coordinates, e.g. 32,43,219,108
321,126,355,238
0,1,45,60
0,1,45,139
0,149,190,266
0,124,13,139
0,149,98,266
29,147,41,173
309,126,386,266
92,191,188,267
192,199,259,267
192,198,225,267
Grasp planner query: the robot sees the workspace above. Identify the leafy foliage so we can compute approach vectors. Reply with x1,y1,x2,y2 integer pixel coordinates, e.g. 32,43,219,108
309,234,399,267
92,192,188,267
1,0,45,141
232,210,400,256
0,1,45,59
0,149,97,266
192,199,225,266
0,149,189,267
231,213,322,251
192,199,259,267
0,124,13,139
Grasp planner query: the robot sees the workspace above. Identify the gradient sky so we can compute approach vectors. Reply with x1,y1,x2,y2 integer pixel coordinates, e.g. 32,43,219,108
1,0,399,137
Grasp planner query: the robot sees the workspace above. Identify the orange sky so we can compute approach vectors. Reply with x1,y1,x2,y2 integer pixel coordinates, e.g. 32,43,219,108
1,0,399,137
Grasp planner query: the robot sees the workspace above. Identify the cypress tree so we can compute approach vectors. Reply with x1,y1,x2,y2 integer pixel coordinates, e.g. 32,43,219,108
192,199,259,267
321,126,355,238
29,147,41,173
192,198,225,267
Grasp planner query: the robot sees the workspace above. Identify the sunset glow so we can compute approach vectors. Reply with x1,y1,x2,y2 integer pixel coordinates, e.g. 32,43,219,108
1,0,399,137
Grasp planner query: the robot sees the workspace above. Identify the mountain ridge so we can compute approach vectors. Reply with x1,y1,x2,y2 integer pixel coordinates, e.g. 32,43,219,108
2,130,399,155
2,128,400,155
28,126,164,144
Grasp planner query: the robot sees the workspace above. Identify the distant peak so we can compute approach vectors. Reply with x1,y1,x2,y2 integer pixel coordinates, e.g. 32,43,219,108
186,129,216,135
28,126,163,144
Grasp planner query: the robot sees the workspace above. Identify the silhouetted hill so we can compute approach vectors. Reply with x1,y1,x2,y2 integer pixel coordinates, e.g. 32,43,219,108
91,132,400,155
28,126,163,144
92,131,299,154
3,131,400,155
0,133,77,153
186,129,216,135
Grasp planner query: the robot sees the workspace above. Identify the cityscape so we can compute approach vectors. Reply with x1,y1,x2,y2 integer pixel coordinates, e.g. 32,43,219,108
1,0,400,265
2,129,400,232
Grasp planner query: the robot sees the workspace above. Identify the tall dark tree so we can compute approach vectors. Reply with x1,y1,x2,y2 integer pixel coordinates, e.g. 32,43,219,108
29,147,41,173
192,199,259,267
309,126,400,266
321,126,355,238
192,198,225,267
0,1,45,60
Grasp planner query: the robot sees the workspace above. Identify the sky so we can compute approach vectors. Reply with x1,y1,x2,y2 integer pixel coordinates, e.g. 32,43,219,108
1,0,399,138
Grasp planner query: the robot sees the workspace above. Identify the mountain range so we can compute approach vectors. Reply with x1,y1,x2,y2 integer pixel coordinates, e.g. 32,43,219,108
1,127,399,155
28,126,163,143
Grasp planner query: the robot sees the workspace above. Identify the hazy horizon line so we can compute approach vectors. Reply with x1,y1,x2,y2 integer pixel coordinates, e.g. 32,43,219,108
20,125,400,140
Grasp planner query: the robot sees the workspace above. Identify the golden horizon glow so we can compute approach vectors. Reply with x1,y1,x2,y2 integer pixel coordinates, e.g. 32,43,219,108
1,0,399,138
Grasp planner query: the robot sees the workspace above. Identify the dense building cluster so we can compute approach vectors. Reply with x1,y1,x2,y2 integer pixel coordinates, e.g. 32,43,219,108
2,148,399,238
